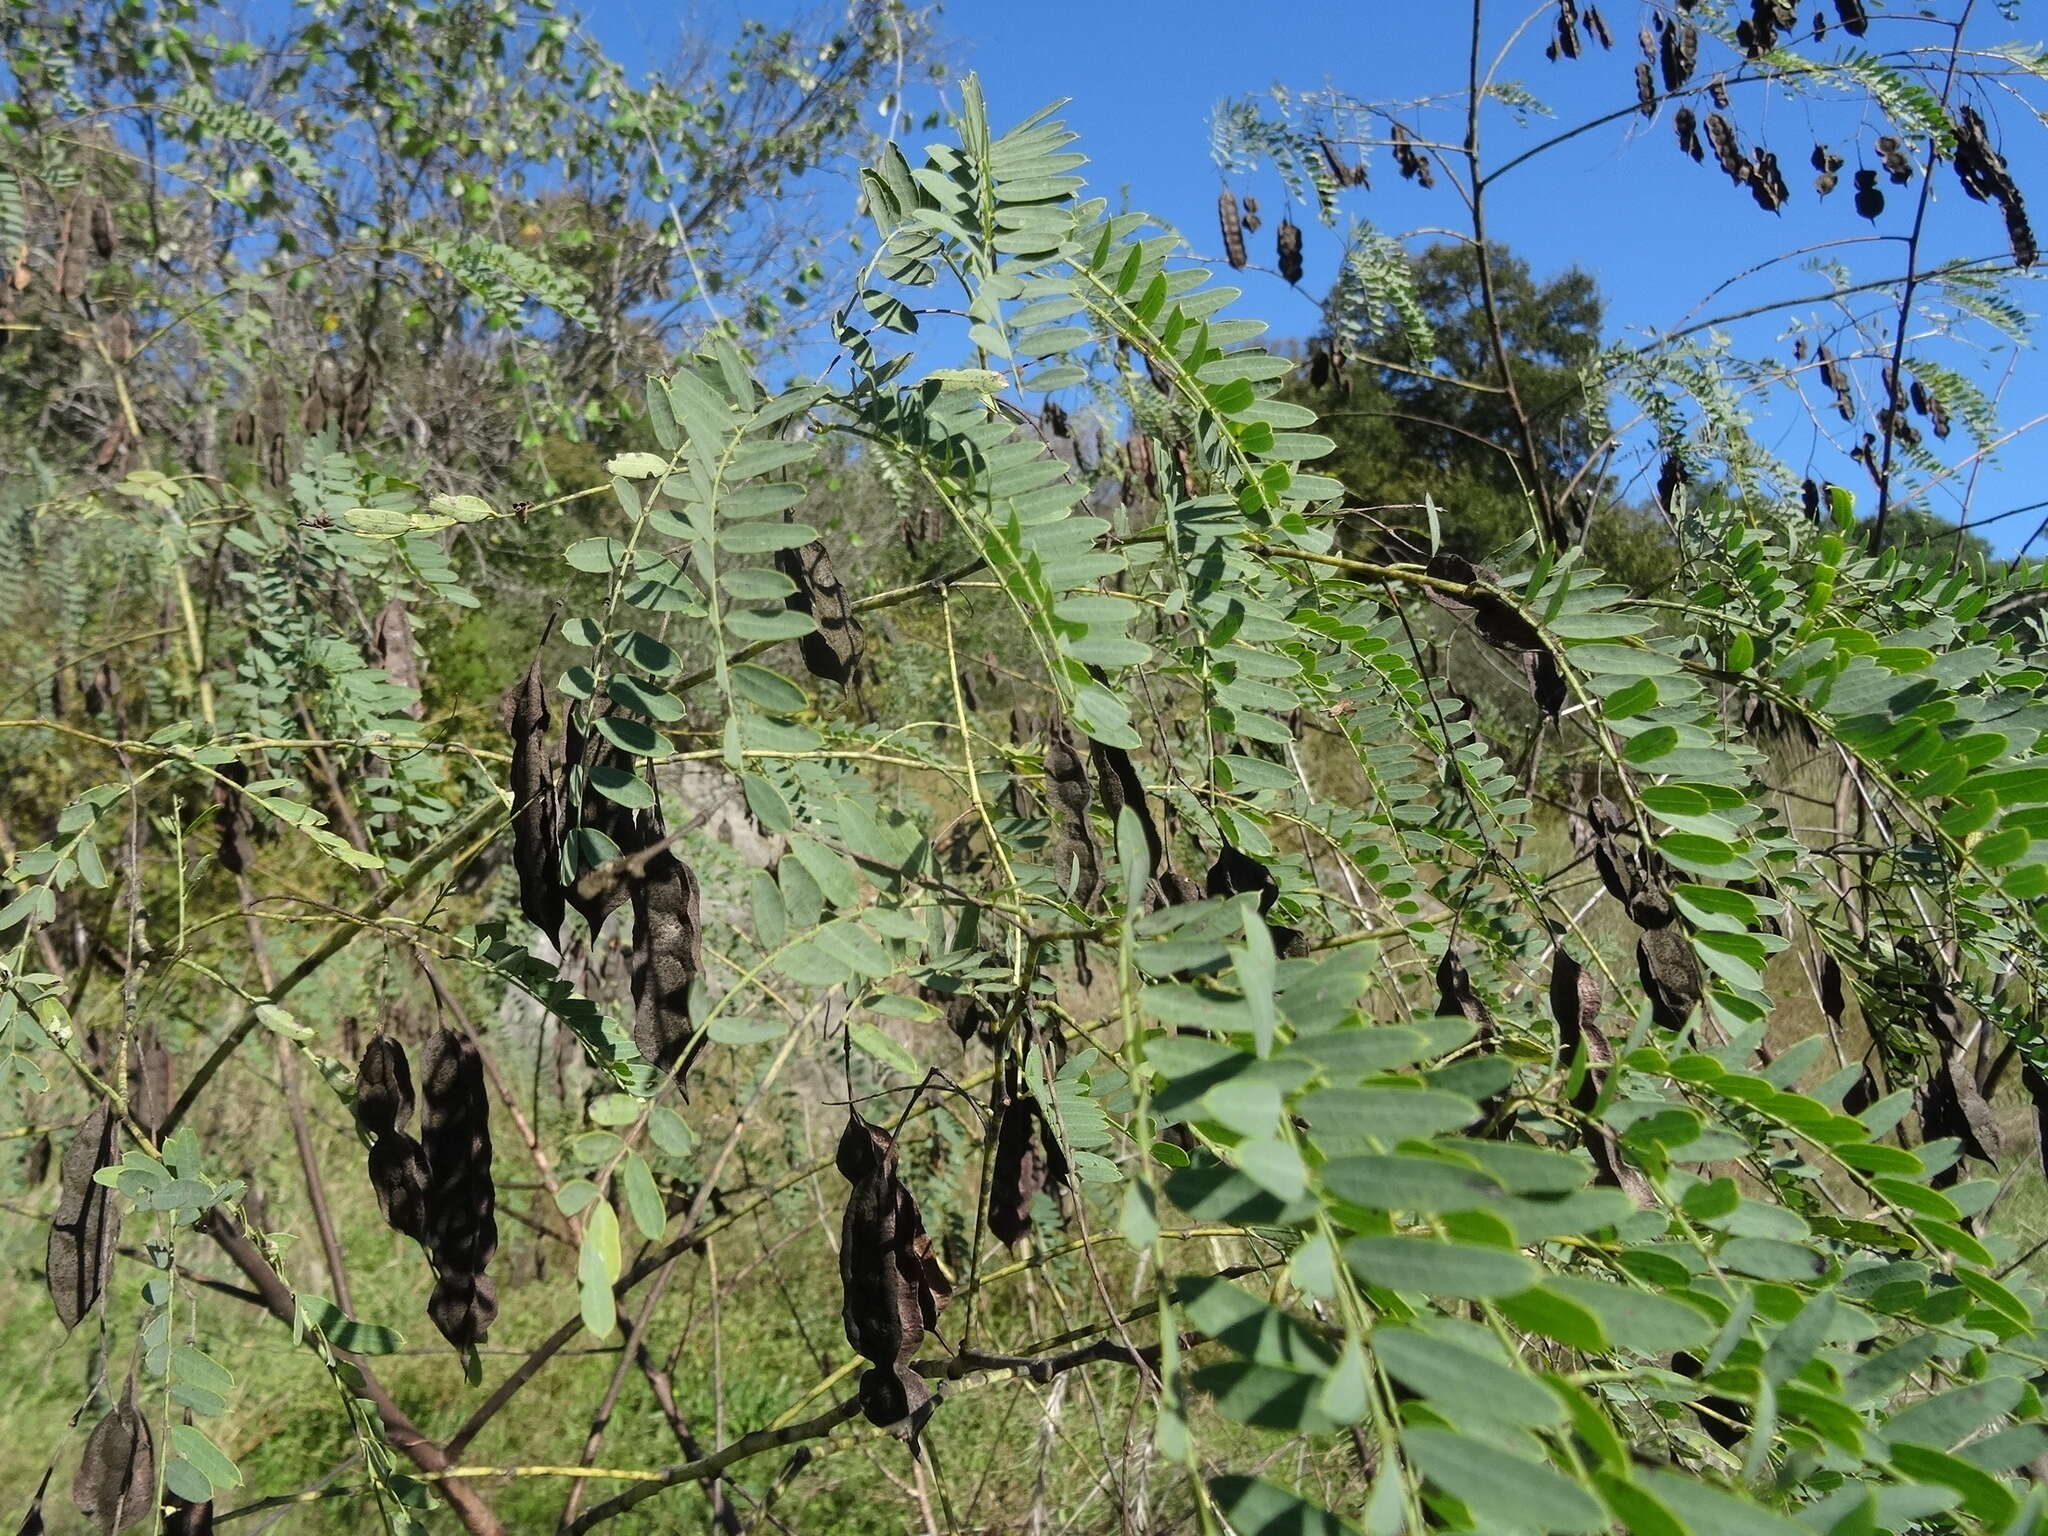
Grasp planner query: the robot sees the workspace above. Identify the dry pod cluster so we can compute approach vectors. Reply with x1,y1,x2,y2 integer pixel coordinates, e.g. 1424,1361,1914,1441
1817,345,1854,420
1275,220,1303,285
1834,0,1868,34
1659,18,1698,92
988,1056,1071,1247
1547,0,1581,61
1634,62,1656,118
1240,194,1261,232
625,805,704,1077
776,524,865,685
837,1113,951,1434
1205,841,1309,957
1577,795,1703,1030
354,1031,500,1351
1853,168,1884,222
1953,105,2037,268
1391,124,1434,187
1812,143,1843,198
1674,106,1704,163
1317,137,1367,189
1423,553,1565,719
46,1104,120,1331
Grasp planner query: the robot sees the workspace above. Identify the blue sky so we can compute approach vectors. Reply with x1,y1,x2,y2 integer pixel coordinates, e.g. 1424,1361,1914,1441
584,1,2048,552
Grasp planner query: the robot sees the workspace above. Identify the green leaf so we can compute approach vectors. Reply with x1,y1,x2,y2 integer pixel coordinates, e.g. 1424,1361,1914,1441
1207,1476,1362,1536
170,1423,242,1493
1403,1426,1606,1533
579,1201,622,1338
299,1294,404,1355
1343,1235,1539,1298
1372,1326,1565,1429
850,1022,919,1077
621,1153,665,1242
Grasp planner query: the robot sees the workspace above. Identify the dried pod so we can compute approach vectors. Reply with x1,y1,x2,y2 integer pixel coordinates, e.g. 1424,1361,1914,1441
1241,195,1261,232
1853,168,1885,222
213,757,258,876
1674,106,1704,162
89,199,116,261
1422,553,1564,718
837,1113,951,1433
1553,0,1581,59
47,1105,121,1331
1656,452,1685,510
1317,137,1367,189
1750,147,1789,212
25,1131,51,1185
1801,477,1821,520
1275,220,1303,285
1634,62,1657,118
1636,927,1703,1030
2021,1058,2048,1182
72,1393,153,1533
1876,135,1913,186
1705,114,1746,184
1709,75,1731,111
628,808,704,1080
1206,841,1278,914
1434,949,1495,1033
988,1060,1070,1247
1834,0,1867,35
419,1028,498,1351
1089,739,1164,881
164,1494,214,1535
1548,947,1604,1109
100,313,131,365
500,625,564,944
1042,400,1069,438
1391,123,1434,187
1043,723,1101,907
776,528,864,686
1659,20,1698,92
1583,5,1612,48
356,1035,431,1244
1812,8,1827,40
1920,1049,2001,1178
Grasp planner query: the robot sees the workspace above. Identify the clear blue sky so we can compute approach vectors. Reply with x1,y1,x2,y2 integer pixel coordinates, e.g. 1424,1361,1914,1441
587,1,2048,552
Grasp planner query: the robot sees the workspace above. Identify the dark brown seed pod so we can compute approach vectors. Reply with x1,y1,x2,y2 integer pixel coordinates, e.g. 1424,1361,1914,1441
2021,1058,2048,1181
837,1113,951,1434
627,808,703,1081
1584,5,1612,48
24,1131,51,1185
1391,124,1434,187
1834,0,1867,35
1241,194,1261,232
500,622,564,944
1705,114,1746,183
1421,552,1565,718
1634,62,1656,118
776,528,864,686
562,711,642,937
1043,399,1069,438
1317,136,1367,189
988,1059,1070,1247
1275,220,1303,285
1548,948,1604,1107
1659,20,1697,92
72,1392,153,1533
1709,75,1731,110
1089,739,1164,879
1920,1049,2001,1174
214,757,257,875
1434,949,1495,1032
47,1105,121,1331
1206,841,1278,914
419,1028,498,1351
88,199,115,261
1553,0,1581,59
1636,927,1703,1030
1674,106,1704,162
1854,168,1885,221
356,1034,431,1244
164,1494,214,1535
1812,8,1827,40
1750,147,1789,211
1818,952,1846,1023
1044,722,1101,907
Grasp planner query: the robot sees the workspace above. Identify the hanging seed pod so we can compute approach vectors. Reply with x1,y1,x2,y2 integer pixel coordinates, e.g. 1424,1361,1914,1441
1705,114,1747,184
100,313,131,365
500,624,564,945
25,1131,51,1185
164,1494,214,1535
1853,168,1885,221
1750,148,1789,212
1876,136,1912,186
1659,21,1698,91
988,1058,1070,1247
1817,952,1846,1023
356,1034,431,1244
2005,200,2038,269
1812,8,1827,40
1636,928,1703,1030
1634,62,1657,118
88,199,115,261
1042,400,1070,438
837,1113,951,1434
47,1105,121,1331
1089,739,1164,879
1834,0,1867,34
1206,842,1278,913
419,1028,498,1351
1421,553,1565,718
1655,451,1685,510
1241,194,1261,232
1391,123,1434,186
1709,76,1731,111
1275,220,1303,285
627,808,703,1080
1813,143,1843,197
1674,106,1704,162
1583,6,1612,48
1548,948,1603,1101
1317,137,1367,189
1801,478,1822,521
1434,950,1495,1033
1308,347,1331,390
1553,0,1581,59
2021,1058,2048,1181
776,526,864,686
72,1392,153,1534
213,758,257,876
54,203,85,302
1043,723,1101,908
1920,1049,2001,1172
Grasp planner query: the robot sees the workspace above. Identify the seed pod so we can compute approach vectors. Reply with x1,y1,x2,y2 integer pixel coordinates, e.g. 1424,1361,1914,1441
1421,552,1565,718
1875,136,1912,187
1634,62,1656,117
1584,5,1612,48
47,1105,121,1331
837,1113,951,1433
1817,952,1846,1024
1241,195,1261,232
1275,220,1303,285
356,1035,431,1244
101,313,131,364
628,808,704,1081
1749,147,1789,212
419,1028,498,1351
25,1131,51,1185
1434,949,1495,1033
1706,114,1746,183
1636,927,1703,1030
500,625,564,944
1391,124,1434,187
1044,723,1101,907
72,1392,153,1533
1659,20,1697,92
1920,1049,2001,1174
1656,452,1684,510
1206,841,1278,914
562,712,640,937
1317,137,1367,189
1043,399,1070,438
1548,948,1604,1108
213,757,257,875
371,599,425,720
1812,8,1826,40
1674,106,1704,162
776,527,864,685
988,1059,1070,1247
89,199,115,261
1834,0,1867,34
1853,168,1884,221
1089,739,1164,880
2021,1058,2048,1182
